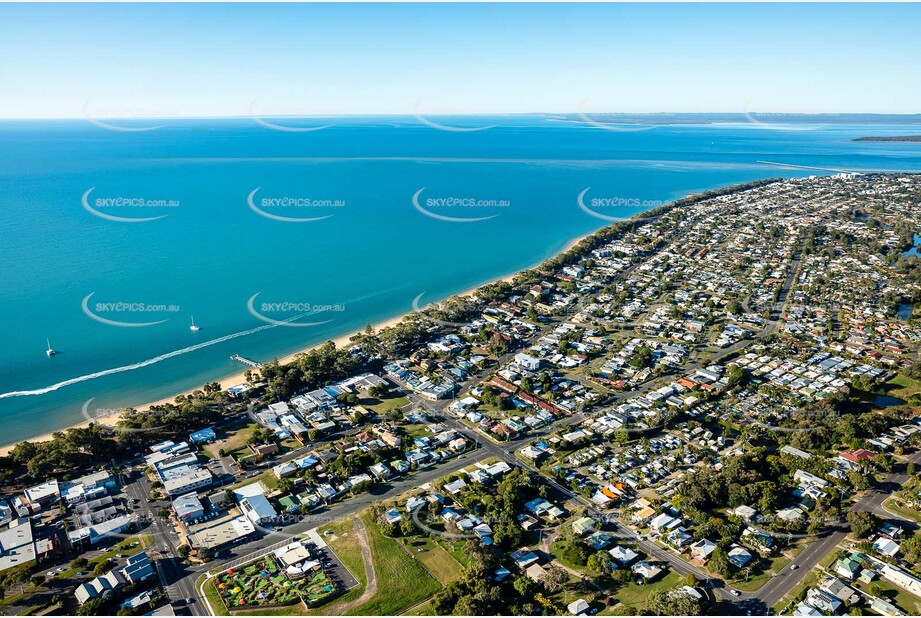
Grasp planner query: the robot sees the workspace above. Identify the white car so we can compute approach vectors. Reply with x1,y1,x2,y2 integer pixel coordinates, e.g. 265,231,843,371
730,590,741,597
790,564,799,570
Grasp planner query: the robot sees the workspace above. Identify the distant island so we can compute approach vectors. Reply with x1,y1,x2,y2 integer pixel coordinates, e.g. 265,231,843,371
853,135,921,142
549,112,921,127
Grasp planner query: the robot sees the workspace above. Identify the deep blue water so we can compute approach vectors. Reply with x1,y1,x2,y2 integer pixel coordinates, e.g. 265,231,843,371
2,116,921,444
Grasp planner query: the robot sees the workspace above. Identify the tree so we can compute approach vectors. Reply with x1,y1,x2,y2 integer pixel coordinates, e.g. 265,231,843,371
541,565,568,592
78,597,107,616
647,588,704,615
847,511,878,538
901,535,921,568
400,517,416,537
2,565,31,591
629,346,652,369
93,558,114,576
177,544,191,558
587,551,614,575
708,546,731,578
726,365,747,388
513,575,534,597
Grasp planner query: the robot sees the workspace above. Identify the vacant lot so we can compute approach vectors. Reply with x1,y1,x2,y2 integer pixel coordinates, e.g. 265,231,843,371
204,421,259,459
398,535,464,585
886,373,921,401
363,394,410,416
346,513,441,615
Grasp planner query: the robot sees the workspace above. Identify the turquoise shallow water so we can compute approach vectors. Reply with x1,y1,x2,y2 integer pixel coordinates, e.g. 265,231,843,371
1,115,920,444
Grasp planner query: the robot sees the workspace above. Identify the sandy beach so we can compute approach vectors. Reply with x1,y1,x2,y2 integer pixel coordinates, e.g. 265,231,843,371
0,231,592,456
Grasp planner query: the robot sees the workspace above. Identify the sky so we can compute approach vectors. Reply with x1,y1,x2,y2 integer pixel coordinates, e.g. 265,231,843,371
1,2,920,118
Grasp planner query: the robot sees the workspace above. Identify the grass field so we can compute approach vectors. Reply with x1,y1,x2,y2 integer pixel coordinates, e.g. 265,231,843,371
204,421,259,459
434,538,471,567
231,469,280,491
885,373,921,401
346,513,441,616
363,395,410,416
298,517,368,615
398,535,464,585
404,598,437,615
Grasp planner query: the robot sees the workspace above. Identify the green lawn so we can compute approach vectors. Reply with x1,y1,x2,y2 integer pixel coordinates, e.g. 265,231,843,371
200,576,229,616
857,578,921,615
885,373,921,401
883,497,921,524
347,513,441,616
731,552,793,592
434,538,471,568
607,570,683,613
363,395,410,416
398,536,464,585
231,469,280,491
404,598,437,615
0,590,31,610
300,517,367,615
204,421,259,459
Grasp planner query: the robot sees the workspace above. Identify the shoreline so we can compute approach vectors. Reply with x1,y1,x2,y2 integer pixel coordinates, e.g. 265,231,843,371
0,231,593,456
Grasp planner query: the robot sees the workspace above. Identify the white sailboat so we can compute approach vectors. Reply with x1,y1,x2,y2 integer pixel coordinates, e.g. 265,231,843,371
190,316,200,332
46,338,56,357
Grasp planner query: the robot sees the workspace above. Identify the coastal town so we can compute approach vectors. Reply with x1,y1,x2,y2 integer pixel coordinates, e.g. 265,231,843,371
2,173,921,617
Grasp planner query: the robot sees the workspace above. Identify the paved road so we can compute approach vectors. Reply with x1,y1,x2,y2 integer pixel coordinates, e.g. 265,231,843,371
155,231,896,615
738,449,921,614
123,470,203,614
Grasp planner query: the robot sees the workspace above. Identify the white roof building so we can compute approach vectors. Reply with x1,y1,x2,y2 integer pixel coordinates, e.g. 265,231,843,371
240,494,276,524
0,518,35,572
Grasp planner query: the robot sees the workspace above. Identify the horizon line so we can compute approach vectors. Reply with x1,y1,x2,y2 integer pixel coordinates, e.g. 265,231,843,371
3,111,921,122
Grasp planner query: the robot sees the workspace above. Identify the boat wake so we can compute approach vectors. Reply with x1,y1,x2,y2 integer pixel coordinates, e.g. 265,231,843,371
0,324,278,399
0,288,403,399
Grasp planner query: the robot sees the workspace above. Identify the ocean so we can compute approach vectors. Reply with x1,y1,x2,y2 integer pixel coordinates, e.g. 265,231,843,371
1,115,920,444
